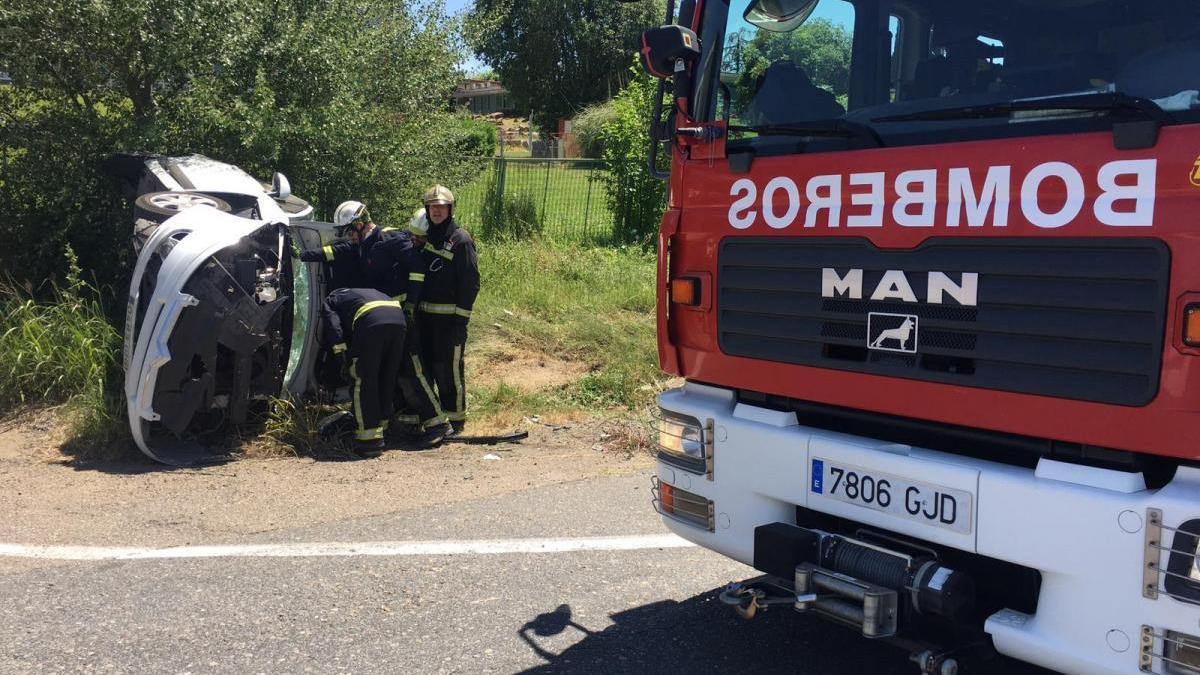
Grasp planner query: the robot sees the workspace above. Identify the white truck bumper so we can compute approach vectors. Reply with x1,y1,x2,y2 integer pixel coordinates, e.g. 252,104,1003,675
655,382,1200,675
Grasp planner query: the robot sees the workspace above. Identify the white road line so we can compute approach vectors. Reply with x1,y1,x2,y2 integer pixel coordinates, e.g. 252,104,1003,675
0,534,695,561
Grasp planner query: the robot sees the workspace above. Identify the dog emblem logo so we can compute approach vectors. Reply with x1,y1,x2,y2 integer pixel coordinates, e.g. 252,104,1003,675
867,312,918,353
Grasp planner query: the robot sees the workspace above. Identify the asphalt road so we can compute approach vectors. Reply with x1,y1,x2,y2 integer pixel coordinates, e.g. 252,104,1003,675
0,472,1052,674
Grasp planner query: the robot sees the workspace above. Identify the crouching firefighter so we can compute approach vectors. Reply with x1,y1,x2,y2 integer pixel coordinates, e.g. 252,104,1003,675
418,184,480,435
320,288,407,456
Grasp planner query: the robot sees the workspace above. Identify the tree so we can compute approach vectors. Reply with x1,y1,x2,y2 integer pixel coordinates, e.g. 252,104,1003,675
0,0,486,289
597,60,667,245
466,0,663,134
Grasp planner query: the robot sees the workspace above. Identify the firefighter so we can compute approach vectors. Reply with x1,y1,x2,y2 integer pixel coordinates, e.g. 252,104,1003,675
375,208,452,448
319,287,407,456
298,200,376,290
301,200,407,291
417,184,480,435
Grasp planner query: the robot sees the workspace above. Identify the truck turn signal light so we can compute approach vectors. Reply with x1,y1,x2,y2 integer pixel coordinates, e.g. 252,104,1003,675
670,277,700,306
1185,304,1200,347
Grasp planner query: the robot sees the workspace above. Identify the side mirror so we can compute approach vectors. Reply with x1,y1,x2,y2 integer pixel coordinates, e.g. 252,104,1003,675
639,25,700,79
269,172,292,200
744,0,818,33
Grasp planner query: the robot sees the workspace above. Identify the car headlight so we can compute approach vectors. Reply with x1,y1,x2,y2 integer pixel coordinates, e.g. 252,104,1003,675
654,410,712,477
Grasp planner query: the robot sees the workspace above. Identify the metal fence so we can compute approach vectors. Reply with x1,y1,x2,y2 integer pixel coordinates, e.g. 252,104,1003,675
453,157,617,244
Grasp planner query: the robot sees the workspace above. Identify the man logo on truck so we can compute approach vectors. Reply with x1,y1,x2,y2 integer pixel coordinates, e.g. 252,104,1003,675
821,268,979,306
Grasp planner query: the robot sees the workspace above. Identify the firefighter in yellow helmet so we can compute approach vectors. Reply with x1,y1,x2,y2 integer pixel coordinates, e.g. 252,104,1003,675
416,184,479,435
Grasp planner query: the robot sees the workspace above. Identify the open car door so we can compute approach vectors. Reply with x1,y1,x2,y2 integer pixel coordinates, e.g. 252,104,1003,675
116,155,329,465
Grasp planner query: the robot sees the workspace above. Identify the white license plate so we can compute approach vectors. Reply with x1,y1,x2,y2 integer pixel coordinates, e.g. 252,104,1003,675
810,458,974,534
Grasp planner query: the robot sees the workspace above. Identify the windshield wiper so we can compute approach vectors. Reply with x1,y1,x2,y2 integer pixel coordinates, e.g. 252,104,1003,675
729,119,885,148
870,92,1171,124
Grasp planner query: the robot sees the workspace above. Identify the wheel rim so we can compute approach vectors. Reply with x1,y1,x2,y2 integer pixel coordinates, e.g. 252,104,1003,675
149,193,220,212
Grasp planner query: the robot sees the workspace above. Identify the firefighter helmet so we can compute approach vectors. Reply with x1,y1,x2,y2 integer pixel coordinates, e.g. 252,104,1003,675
422,185,455,206
333,200,370,229
408,207,430,237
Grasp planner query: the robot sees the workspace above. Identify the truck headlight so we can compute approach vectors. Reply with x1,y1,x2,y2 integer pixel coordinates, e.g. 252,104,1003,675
654,410,712,477
1165,519,1200,604
1164,630,1200,674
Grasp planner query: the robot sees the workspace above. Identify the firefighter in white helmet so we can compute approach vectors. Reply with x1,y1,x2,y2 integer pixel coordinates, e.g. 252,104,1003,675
299,199,375,289
416,184,480,436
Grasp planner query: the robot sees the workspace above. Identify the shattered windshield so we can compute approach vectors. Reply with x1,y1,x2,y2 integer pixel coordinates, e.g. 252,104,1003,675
698,0,1200,147
285,254,310,382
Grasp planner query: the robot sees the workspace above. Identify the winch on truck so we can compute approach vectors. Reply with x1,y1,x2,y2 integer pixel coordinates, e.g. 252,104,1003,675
637,0,1200,673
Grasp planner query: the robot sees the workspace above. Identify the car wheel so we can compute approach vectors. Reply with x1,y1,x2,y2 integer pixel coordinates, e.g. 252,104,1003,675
134,191,232,223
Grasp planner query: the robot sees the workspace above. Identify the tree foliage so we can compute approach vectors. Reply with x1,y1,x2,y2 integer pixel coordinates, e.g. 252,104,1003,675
597,61,667,245
728,19,853,113
465,0,663,134
0,0,484,289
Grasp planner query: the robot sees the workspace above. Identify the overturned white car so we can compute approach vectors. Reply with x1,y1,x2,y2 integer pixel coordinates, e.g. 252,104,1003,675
109,154,335,465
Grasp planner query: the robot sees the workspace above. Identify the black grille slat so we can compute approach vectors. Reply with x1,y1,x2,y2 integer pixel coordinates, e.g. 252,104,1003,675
823,298,978,322
716,237,1170,406
721,289,1158,344
722,332,1153,403
723,316,1151,372
721,242,1167,280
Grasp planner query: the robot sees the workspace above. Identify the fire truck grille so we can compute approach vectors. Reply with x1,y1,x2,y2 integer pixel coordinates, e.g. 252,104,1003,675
717,237,1170,406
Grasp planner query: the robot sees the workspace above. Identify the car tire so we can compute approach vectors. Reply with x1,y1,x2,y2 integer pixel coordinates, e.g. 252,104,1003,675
134,191,232,223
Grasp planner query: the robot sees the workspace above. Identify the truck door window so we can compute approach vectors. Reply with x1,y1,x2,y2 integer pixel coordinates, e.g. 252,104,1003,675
720,0,854,136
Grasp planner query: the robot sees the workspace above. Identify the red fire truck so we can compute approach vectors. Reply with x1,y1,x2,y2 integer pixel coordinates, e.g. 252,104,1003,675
639,0,1200,673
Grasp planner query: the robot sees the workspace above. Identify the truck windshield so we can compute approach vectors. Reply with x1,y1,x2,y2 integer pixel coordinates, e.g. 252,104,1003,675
697,0,1200,150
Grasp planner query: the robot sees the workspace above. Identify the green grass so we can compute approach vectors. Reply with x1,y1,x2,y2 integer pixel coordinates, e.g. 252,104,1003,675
0,251,128,455
2,240,662,459
454,160,616,245
469,240,665,418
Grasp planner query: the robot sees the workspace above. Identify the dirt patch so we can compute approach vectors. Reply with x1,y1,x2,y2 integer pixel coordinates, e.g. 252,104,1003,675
0,412,67,462
0,413,654,563
466,338,588,394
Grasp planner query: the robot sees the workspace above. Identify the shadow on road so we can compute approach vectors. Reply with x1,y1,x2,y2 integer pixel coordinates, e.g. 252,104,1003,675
517,590,1055,675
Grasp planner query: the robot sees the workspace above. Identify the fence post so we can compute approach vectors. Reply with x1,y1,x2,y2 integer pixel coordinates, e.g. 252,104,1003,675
541,160,550,228
583,163,593,239
494,156,506,227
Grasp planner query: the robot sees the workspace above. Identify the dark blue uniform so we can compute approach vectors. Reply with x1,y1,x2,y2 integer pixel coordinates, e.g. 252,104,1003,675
301,239,364,291
320,288,406,443
417,217,480,430
371,229,447,431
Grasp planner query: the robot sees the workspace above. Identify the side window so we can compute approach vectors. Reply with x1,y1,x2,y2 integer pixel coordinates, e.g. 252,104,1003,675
888,15,902,102
723,0,856,133
904,25,1005,100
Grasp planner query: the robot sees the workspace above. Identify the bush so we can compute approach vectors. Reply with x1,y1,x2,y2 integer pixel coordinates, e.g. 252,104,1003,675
598,60,669,245
0,0,479,290
571,103,617,159
453,115,499,157
479,177,543,240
